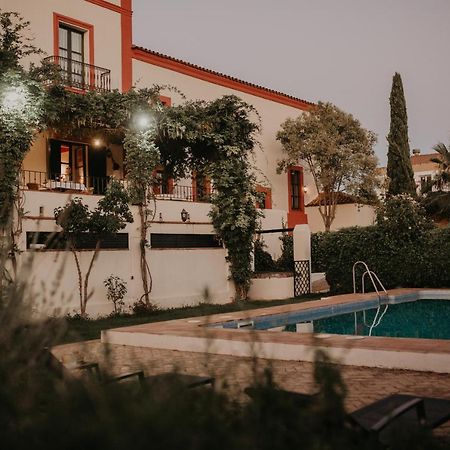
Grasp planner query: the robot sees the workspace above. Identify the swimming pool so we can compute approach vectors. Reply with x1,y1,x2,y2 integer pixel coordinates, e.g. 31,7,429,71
285,299,450,339
219,291,450,340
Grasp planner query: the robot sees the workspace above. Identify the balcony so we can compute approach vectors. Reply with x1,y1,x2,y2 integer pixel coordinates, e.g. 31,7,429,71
44,56,111,92
20,170,213,202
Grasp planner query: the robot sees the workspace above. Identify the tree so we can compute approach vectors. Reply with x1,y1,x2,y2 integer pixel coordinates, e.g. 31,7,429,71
0,11,45,294
123,129,160,309
277,102,378,232
376,193,432,240
386,73,416,196
421,142,450,221
54,180,133,316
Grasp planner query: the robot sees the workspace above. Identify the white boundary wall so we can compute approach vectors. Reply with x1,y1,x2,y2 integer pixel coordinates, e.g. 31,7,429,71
18,191,233,317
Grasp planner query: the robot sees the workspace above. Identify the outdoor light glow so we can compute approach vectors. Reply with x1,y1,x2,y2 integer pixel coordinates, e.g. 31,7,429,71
134,111,155,130
2,85,28,112
93,138,103,148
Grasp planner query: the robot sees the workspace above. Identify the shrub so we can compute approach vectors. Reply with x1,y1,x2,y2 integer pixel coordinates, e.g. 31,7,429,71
312,225,450,294
311,194,450,294
254,238,277,272
254,232,294,274
131,299,159,315
276,232,294,272
104,275,127,314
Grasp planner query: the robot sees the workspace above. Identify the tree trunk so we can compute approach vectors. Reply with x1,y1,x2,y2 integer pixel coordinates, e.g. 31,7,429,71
70,246,84,314
82,240,101,316
138,204,152,306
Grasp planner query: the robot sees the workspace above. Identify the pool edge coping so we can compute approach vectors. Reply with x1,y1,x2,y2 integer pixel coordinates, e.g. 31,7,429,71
101,288,450,374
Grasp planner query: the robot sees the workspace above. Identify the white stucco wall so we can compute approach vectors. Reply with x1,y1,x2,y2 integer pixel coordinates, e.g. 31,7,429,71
248,274,294,301
18,191,233,317
2,0,123,90
306,204,376,233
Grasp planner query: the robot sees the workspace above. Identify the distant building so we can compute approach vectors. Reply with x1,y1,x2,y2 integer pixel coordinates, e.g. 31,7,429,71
378,149,442,195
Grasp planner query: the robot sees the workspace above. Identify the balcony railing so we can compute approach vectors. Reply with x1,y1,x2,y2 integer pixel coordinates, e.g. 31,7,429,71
44,56,111,92
20,170,213,202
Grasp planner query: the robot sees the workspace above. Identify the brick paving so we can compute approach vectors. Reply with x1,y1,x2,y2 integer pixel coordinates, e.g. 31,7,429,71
53,340,450,439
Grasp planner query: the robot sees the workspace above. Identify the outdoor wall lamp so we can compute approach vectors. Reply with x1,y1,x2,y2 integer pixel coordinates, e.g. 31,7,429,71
180,208,189,222
93,138,103,148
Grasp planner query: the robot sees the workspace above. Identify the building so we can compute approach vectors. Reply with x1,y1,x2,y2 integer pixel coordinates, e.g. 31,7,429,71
4,0,316,315
378,149,442,195
410,149,441,193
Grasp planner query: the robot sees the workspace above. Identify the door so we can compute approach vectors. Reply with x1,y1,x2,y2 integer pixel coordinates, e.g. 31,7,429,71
48,140,87,185
59,25,84,88
88,147,107,194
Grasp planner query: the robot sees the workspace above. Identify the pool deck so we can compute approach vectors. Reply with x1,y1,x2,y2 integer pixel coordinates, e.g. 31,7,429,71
101,288,450,373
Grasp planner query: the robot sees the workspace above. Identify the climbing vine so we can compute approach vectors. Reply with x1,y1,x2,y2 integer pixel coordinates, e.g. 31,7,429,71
157,96,261,300
123,130,160,308
0,12,45,293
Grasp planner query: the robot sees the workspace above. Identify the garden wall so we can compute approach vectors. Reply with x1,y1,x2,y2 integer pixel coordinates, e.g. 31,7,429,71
306,203,375,233
18,191,233,317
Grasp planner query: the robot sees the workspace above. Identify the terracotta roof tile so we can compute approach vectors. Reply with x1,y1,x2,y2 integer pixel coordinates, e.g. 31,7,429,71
131,45,314,110
306,192,358,207
411,153,441,165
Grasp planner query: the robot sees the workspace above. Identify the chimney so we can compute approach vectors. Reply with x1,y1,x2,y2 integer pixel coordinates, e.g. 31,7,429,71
412,148,421,155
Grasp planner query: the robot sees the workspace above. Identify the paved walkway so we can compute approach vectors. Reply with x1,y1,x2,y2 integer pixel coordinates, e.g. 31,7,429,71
53,340,450,439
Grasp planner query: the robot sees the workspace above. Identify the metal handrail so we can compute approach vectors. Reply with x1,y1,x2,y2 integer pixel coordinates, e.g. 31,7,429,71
44,55,111,92
352,261,389,336
352,261,387,298
19,170,213,202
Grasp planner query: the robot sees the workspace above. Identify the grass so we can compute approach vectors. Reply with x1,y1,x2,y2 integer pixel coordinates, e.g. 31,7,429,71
58,294,322,344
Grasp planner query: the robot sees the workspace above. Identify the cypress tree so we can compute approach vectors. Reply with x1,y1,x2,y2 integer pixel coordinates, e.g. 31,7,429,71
386,72,416,196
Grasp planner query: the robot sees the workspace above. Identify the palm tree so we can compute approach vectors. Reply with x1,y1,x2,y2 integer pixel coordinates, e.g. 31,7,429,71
421,143,450,221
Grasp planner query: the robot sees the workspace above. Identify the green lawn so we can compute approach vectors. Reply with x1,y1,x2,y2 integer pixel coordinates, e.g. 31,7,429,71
58,294,322,344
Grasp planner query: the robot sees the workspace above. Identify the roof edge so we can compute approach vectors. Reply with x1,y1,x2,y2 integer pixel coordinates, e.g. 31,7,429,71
131,45,314,111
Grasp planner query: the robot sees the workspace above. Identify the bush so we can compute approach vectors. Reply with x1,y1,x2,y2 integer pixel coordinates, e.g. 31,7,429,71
311,195,450,293
312,225,450,294
254,238,278,272
104,275,127,314
254,233,294,273
131,299,159,315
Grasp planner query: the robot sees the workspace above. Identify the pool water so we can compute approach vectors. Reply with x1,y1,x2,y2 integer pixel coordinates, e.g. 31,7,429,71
285,300,450,340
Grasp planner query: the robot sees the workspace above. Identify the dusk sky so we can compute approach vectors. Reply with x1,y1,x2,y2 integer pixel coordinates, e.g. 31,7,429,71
133,0,450,165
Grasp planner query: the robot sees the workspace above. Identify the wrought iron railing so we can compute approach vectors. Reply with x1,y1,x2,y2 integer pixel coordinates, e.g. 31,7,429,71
20,170,213,202
44,56,111,92
153,184,213,202
20,170,111,195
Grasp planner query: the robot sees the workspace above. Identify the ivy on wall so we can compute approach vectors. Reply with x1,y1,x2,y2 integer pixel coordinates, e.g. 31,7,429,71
156,96,262,300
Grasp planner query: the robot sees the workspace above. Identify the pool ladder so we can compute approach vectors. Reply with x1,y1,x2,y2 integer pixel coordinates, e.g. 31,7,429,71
352,261,389,336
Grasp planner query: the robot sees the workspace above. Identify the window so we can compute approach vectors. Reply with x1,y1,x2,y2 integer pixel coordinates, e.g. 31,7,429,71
420,175,432,191
193,173,211,202
150,233,222,249
27,232,129,250
256,186,272,209
290,169,301,210
58,25,85,88
153,169,173,195
49,140,87,185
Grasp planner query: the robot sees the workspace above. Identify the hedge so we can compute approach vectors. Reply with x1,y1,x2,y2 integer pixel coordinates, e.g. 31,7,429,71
312,226,450,294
